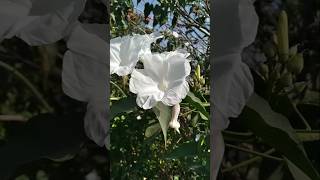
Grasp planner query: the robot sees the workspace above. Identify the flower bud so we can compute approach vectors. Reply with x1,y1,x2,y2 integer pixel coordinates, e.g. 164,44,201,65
277,11,289,62
260,64,269,79
169,104,181,133
294,82,307,94
279,72,293,87
272,33,278,45
195,64,201,81
270,66,281,81
263,43,276,58
289,44,298,57
200,77,206,85
287,53,304,74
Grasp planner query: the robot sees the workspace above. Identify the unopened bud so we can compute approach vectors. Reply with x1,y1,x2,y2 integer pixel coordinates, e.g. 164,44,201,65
195,64,201,81
277,11,289,62
279,72,293,87
287,53,304,74
289,44,298,57
169,104,181,133
263,43,276,58
260,64,269,79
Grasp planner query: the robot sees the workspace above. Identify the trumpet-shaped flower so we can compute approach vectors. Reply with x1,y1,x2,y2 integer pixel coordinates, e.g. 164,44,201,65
129,50,191,109
110,33,162,76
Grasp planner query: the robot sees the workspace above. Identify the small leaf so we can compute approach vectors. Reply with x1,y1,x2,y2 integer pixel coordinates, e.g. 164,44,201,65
185,92,209,120
287,53,304,74
110,96,136,119
145,123,161,138
300,90,320,106
286,159,312,180
164,141,198,159
266,164,284,180
289,44,299,56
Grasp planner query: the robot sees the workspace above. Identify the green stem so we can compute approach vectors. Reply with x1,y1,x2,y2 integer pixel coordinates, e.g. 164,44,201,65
110,80,127,97
225,144,283,161
222,148,278,173
0,61,53,112
222,130,253,137
293,104,312,130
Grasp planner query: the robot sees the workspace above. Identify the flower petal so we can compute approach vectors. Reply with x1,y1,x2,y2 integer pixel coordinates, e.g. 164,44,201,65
29,0,85,17
84,99,108,147
15,0,85,45
162,80,189,106
140,53,166,82
62,23,107,146
214,0,259,56
129,69,164,109
0,0,31,41
111,33,162,76
165,51,191,82
212,0,259,179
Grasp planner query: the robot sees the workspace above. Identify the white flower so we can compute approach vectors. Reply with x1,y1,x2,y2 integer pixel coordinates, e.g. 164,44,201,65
62,22,108,147
211,0,259,179
110,33,163,76
0,0,85,45
129,50,191,109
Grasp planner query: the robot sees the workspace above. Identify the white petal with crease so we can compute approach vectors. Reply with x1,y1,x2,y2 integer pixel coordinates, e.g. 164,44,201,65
130,50,190,109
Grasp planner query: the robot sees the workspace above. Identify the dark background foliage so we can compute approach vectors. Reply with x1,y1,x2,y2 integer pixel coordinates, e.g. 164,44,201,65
220,0,320,179
0,0,108,180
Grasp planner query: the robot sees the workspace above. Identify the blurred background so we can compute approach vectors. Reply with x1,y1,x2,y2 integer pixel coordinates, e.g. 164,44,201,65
0,0,108,179
220,0,320,179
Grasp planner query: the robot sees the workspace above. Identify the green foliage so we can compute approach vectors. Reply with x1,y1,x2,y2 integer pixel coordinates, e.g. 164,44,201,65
223,3,320,179
110,0,210,178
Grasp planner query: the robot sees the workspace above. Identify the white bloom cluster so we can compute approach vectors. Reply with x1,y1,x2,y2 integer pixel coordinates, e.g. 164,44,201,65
110,33,191,133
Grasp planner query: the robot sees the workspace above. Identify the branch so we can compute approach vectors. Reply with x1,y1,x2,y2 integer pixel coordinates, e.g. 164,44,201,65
0,60,53,112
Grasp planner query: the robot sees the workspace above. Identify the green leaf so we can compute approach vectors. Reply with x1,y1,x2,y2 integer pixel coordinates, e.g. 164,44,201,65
240,93,320,180
266,164,284,180
110,96,136,119
143,3,153,20
152,102,172,145
0,113,86,178
164,141,198,159
301,90,320,106
145,122,161,138
286,159,312,180
185,92,209,120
